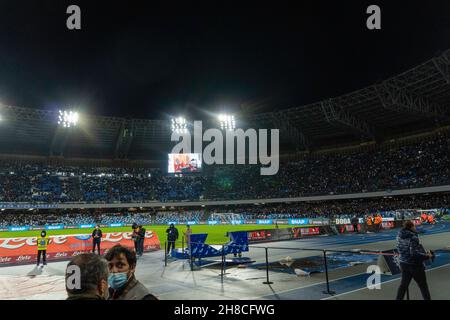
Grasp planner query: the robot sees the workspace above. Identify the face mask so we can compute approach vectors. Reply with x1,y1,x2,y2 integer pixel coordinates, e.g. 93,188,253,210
41,233,45,237
108,272,128,290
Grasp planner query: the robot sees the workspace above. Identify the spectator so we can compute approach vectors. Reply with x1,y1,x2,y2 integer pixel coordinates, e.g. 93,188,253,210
65,253,109,300
396,221,432,300
104,244,158,300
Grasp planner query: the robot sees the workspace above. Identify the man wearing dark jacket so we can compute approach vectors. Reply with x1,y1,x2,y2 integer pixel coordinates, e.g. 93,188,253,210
137,225,146,257
105,245,158,300
131,223,139,254
395,220,432,300
92,225,102,255
351,216,359,233
166,223,179,255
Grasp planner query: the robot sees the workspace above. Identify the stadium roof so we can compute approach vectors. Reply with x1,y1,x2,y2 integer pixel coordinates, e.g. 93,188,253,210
0,49,449,161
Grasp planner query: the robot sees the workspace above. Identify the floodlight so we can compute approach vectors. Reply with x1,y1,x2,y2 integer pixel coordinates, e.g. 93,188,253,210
218,114,236,130
171,116,188,133
58,110,79,128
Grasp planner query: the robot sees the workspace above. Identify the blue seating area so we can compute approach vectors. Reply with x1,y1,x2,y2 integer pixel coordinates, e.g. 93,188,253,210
0,132,449,204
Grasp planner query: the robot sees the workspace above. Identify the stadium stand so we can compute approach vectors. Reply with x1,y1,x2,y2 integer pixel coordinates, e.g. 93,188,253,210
0,194,448,228
0,130,449,203
0,211,153,228
0,50,449,228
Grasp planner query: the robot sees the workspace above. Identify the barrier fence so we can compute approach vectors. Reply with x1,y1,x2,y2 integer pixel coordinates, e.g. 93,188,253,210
163,240,411,299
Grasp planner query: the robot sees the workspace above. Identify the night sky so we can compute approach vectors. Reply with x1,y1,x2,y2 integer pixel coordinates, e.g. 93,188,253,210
0,0,449,120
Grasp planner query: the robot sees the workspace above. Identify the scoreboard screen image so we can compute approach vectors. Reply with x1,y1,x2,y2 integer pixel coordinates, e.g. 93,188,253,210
168,153,202,173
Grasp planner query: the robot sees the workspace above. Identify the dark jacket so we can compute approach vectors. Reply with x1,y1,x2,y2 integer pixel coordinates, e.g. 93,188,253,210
132,229,138,242
397,228,429,266
67,292,106,300
108,275,158,300
166,227,179,241
92,229,102,241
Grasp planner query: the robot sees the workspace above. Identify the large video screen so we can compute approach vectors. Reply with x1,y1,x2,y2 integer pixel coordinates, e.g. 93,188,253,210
168,153,202,173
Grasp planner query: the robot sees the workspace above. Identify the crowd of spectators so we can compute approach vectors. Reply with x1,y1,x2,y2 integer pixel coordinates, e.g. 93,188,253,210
210,193,450,220
0,211,153,228
154,210,205,224
204,132,450,200
0,194,448,228
0,132,449,203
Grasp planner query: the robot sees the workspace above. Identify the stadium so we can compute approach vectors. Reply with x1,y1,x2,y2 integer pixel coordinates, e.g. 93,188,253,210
0,48,449,300
0,1,449,303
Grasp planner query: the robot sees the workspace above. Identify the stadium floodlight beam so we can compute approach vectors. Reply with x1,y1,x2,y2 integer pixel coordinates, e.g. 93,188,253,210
58,110,79,128
218,114,236,130
171,116,188,133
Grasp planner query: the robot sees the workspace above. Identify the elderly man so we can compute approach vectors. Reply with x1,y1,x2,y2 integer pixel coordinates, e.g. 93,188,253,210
65,253,109,300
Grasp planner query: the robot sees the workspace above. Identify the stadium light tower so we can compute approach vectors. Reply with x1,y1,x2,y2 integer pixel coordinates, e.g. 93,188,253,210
218,114,236,130
171,116,188,133
58,110,79,128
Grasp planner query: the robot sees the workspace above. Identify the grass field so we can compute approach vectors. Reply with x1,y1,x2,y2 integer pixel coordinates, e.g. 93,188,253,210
0,224,312,246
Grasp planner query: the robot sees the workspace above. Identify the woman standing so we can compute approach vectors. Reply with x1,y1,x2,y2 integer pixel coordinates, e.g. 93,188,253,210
396,221,432,300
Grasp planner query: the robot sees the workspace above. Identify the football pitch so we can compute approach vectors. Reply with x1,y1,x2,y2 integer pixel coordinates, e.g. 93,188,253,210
0,224,312,246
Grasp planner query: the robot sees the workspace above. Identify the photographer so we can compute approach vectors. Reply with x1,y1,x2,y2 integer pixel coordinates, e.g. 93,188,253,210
105,244,158,300
395,220,433,300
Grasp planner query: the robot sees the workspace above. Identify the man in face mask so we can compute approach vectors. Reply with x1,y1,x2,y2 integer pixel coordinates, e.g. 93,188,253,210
104,244,158,300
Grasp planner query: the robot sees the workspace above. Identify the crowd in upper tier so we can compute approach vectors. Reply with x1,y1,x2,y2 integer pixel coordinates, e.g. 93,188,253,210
0,132,449,203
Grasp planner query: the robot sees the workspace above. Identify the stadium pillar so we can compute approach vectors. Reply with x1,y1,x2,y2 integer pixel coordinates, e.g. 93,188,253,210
262,247,273,285
322,250,336,295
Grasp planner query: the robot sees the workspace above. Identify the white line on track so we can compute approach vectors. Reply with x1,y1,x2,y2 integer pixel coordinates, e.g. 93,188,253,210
243,271,368,300
321,263,450,300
